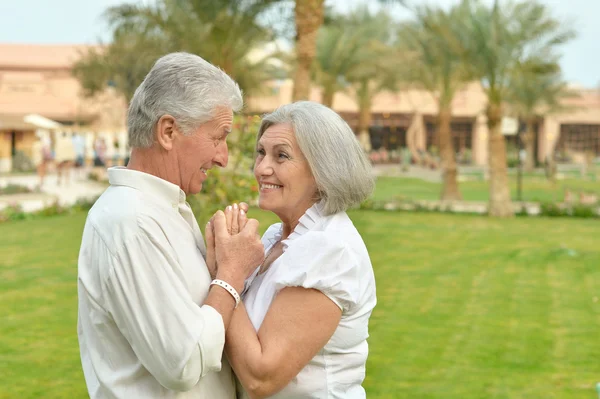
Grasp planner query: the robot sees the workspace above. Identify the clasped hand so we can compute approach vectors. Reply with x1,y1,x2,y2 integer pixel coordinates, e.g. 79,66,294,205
205,203,264,293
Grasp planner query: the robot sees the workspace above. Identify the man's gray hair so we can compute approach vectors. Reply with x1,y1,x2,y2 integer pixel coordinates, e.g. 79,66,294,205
127,52,243,148
258,101,374,215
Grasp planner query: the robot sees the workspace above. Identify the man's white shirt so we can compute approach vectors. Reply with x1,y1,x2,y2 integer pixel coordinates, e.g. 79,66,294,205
77,167,235,398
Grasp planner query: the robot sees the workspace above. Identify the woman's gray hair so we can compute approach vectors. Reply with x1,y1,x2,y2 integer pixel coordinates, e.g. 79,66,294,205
127,52,243,148
258,101,374,215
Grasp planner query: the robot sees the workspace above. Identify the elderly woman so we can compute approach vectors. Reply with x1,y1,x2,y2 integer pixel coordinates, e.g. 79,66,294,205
207,101,376,398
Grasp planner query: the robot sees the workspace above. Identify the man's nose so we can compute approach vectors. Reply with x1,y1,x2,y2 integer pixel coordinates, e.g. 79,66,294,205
214,141,229,168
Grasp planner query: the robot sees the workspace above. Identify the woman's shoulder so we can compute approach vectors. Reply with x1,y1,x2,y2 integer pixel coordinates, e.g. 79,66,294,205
275,230,370,312
299,212,364,252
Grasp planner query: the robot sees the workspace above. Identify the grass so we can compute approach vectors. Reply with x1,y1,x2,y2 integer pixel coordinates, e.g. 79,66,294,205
373,175,600,203
1,210,599,398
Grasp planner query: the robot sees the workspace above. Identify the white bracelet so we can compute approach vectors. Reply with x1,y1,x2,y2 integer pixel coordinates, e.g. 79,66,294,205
210,279,241,308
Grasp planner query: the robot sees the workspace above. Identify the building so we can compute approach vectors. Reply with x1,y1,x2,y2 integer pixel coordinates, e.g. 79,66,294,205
0,44,126,172
248,80,600,167
1,43,599,172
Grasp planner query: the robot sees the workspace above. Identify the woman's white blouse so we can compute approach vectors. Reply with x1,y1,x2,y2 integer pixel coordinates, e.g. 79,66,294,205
241,202,377,399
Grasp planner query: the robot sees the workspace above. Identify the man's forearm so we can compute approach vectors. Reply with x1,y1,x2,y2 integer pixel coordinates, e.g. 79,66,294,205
204,286,239,330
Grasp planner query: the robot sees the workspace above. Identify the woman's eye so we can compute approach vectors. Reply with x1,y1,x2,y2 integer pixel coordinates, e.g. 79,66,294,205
256,148,265,156
278,153,289,159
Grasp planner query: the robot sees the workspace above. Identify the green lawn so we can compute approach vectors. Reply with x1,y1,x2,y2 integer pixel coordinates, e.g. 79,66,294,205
373,175,600,203
1,210,599,398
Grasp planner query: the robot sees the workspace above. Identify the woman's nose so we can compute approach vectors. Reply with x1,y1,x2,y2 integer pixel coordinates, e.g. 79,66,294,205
254,157,273,176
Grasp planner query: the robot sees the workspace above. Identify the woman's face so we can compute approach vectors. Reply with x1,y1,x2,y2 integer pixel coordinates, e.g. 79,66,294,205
254,123,318,224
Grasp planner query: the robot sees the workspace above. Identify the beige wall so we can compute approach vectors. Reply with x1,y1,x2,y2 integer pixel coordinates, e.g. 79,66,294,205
0,131,12,172
472,114,489,166
15,130,36,158
0,129,37,172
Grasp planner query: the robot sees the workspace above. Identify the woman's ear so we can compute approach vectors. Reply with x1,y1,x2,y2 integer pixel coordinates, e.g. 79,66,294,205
156,115,177,151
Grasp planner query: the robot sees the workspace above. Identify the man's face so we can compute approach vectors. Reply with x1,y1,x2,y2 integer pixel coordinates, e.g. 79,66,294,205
173,107,232,195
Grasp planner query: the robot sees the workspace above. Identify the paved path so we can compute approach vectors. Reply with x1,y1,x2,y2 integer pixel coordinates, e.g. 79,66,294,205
0,168,107,211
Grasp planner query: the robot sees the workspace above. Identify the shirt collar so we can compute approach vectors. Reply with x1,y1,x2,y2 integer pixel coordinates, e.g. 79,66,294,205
107,167,186,208
269,201,326,251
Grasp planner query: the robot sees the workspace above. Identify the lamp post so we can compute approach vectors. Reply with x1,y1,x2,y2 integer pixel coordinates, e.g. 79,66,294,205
517,130,523,202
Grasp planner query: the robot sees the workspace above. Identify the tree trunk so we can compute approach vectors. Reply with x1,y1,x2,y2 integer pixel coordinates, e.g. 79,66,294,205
322,85,335,108
522,118,536,172
358,95,372,152
438,105,462,201
292,0,325,101
487,103,513,217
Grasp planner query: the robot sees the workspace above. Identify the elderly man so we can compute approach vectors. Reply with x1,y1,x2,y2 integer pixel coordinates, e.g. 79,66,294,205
77,52,264,398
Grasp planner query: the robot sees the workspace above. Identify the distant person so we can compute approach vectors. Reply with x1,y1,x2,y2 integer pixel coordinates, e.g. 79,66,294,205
124,142,131,166
112,137,121,166
93,137,107,167
72,133,86,179
33,133,53,188
72,133,86,166
54,132,76,185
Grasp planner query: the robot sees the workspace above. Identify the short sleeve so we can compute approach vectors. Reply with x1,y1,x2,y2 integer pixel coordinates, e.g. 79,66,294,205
272,232,360,312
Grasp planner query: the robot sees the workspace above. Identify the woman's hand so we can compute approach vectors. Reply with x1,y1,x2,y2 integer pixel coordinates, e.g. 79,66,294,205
205,202,251,279
225,202,249,235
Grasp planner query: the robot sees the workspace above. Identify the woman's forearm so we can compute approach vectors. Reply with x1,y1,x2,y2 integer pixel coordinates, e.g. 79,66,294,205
225,288,342,398
225,304,277,398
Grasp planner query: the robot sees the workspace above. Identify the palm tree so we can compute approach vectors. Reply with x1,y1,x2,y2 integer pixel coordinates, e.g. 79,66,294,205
74,0,284,102
292,0,325,101
74,30,168,103
397,3,472,200
344,11,399,151
460,0,575,217
314,8,388,108
508,69,577,172
314,22,355,108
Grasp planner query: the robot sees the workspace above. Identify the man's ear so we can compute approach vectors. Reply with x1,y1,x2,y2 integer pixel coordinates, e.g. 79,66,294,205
156,115,177,151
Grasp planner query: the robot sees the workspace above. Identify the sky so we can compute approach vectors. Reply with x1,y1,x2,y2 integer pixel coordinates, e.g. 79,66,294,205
0,0,597,88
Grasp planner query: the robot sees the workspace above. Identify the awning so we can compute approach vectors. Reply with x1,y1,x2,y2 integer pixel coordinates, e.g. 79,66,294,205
24,114,64,130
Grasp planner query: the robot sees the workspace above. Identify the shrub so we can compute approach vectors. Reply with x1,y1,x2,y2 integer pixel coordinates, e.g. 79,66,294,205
538,202,598,219
33,201,68,218
0,184,33,195
571,204,597,218
539,202,566,217
0,203,28,222
11,150,35,173
188,115,260,222
73,197,99,211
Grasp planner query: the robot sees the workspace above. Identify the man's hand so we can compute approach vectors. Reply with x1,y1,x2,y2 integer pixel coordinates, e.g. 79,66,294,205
204,219,218,279
212,210,263,293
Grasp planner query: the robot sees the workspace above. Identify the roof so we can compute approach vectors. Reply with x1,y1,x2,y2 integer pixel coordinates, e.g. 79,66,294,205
0,114,38,131
0,43,96,70
246,79,489,117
